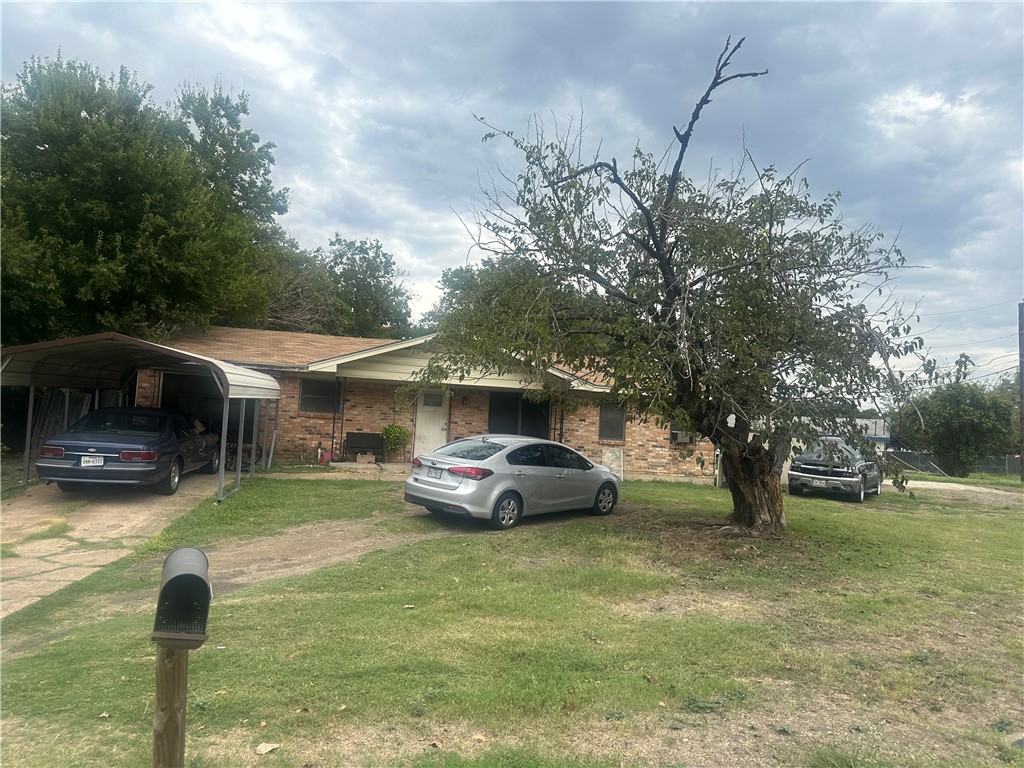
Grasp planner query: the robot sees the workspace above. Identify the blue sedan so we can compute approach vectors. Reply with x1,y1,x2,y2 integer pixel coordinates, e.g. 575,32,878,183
35,407,220,494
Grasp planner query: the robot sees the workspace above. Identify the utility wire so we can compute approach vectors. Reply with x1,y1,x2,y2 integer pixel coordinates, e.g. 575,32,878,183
929,333,1016,350
917,299,1019,318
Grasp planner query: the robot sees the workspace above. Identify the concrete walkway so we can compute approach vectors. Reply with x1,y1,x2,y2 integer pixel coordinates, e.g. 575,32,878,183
1,473,221,618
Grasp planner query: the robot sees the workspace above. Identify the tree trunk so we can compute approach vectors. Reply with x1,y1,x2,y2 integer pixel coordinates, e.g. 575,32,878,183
721,442,786,532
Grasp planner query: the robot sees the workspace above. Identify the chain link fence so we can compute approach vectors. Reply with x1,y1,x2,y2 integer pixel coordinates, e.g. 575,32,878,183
887,450,1021,477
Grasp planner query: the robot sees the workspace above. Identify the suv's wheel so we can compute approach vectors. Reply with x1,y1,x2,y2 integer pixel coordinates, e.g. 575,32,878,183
490,492,522,530
591,483,617,515
788,483,801,496
853,476,866,503
873,475,883,495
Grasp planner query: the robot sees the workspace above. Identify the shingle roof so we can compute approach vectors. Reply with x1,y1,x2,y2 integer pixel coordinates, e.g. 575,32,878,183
169,326,399,369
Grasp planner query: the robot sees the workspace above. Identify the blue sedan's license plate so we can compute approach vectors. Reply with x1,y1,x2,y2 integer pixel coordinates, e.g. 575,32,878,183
427,467,442,479
81,456,104,467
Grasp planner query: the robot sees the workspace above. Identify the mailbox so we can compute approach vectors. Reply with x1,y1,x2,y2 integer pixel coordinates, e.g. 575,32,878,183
152,547,211,650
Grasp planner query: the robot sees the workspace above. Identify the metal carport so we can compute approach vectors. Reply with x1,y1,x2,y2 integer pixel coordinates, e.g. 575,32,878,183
1,332,281,502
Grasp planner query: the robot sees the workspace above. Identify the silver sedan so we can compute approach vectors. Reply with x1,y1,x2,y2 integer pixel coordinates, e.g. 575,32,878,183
404,435,620,530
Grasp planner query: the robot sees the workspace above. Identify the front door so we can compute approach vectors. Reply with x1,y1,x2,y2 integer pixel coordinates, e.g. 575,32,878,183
413,390,450,457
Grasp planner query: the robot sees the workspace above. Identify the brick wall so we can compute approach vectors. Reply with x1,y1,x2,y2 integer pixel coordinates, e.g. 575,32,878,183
272,376,338,461
135,370,160,407
448,387,490,440
272,377,416,462
447,389,714,480
343,380,415,462
141,369,713,478
555,399,714,480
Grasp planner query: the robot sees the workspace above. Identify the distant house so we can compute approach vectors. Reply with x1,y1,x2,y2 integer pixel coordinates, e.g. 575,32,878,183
856,418,892,450
145,326,714,480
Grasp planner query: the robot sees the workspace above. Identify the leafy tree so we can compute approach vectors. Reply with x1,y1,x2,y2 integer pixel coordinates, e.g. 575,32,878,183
2,56,220,343
892,380,1017,476
1,55,294,345
261,236,415,339
263,247,345,334
425,38,929,532
174,80,298,329
320,236,413,338
175,79,288,225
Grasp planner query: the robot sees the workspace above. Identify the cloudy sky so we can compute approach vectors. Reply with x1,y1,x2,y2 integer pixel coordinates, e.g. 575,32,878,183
4,2,1021,381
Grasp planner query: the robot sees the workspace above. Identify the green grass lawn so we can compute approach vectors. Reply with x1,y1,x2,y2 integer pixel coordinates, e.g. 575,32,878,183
1,478,1021,767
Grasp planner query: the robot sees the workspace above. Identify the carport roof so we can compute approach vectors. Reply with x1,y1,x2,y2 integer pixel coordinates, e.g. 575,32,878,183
1,332,281,400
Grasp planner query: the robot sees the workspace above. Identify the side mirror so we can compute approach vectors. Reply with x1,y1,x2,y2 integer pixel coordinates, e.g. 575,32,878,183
152,547,211,650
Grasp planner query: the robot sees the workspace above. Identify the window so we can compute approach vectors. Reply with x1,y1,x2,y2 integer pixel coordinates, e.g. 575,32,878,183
422,391,444,407
547,444,591,471
598,403,625,441
300,380,339,413
507,445,548,467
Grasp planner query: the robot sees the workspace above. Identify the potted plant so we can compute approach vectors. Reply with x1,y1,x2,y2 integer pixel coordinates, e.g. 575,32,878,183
381,423,410,463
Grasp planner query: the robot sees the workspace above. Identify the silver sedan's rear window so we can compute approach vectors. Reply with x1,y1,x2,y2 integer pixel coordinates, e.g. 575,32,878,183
434,439,507,461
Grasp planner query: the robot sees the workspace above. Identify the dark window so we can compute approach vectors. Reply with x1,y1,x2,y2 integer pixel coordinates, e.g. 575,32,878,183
487,391,550,438
598,403,625,441
70,410,164,436
507,445,548,467
300,380,339,413
546,444,591,471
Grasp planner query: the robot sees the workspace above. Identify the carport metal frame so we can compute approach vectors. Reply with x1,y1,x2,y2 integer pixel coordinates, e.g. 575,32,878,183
1,332,282,503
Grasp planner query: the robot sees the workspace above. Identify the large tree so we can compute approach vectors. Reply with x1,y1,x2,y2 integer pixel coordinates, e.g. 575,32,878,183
893,379,1018,477
175,80,294,328
1,55,294,345
320,236,413,338
426,38,928,532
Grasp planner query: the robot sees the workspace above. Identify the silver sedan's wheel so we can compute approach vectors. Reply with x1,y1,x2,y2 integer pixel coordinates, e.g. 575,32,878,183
592,483,617,515
490,492,522,530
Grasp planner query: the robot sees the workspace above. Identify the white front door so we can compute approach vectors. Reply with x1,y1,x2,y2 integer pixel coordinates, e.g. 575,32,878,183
413,390,450,457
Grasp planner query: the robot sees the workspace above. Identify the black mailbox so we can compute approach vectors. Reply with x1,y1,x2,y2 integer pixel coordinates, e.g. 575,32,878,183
152,547,211,650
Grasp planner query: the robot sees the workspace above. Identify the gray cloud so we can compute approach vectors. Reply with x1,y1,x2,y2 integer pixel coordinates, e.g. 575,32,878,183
3,1,1020,375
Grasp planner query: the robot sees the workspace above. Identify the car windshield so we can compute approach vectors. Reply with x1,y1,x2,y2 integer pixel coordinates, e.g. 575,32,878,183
798,440,860,464
70,411,165,437
434,438,508,461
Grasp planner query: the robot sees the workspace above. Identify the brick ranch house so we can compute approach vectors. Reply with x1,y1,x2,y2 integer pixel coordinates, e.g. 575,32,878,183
138,326,714,481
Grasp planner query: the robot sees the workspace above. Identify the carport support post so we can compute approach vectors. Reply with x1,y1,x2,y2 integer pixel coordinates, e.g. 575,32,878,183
153,644,189,768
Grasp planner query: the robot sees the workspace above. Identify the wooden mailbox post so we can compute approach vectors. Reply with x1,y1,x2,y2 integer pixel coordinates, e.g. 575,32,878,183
151,547,211,768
